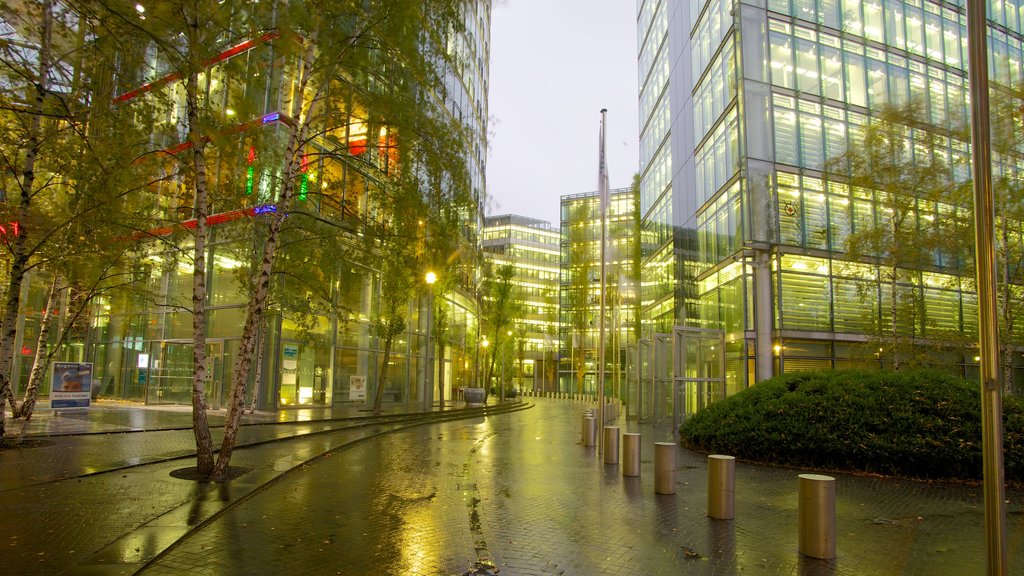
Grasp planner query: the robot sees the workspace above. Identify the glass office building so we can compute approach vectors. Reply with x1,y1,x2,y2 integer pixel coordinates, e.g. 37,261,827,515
637,0,1024,396
481,215,561,392
42,1,493,411
559,188,640,396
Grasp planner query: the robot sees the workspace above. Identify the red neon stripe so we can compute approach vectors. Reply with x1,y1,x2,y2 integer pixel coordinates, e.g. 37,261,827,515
113,31,281,105
137,207,259,239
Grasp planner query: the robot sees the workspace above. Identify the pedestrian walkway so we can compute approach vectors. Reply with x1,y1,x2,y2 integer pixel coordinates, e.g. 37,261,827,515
1,398,1022,575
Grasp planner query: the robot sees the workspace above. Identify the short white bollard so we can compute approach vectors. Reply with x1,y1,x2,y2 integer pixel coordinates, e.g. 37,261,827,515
654,442,676,494
798,474,836,559
622,433,641,477
603,426,619,465
707,455,735,520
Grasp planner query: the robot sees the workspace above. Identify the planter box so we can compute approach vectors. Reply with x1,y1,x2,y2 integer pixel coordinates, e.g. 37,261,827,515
463,387,486,406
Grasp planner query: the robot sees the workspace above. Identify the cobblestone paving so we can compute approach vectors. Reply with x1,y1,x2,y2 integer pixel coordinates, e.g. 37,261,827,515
0,420,376,490
138,400,1024,576
0,419,409,576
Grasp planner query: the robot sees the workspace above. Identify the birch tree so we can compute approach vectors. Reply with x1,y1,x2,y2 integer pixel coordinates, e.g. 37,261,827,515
0,0,152,438
825,101,956,369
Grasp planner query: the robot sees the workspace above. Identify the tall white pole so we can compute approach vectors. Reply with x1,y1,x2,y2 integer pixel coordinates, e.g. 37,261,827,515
965,2,1006,573
598,109,609,454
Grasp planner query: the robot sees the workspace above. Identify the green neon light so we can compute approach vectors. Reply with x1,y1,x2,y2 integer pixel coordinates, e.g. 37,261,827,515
299,174,308,200
246,166,254,195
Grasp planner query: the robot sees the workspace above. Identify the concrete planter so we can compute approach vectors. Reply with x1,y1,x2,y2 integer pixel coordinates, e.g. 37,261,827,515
464,387,486,406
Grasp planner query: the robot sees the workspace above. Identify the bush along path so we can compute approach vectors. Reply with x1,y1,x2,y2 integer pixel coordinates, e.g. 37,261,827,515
679,369,1024,483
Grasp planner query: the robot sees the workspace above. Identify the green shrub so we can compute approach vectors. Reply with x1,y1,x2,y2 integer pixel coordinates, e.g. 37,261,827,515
679,369,1024,482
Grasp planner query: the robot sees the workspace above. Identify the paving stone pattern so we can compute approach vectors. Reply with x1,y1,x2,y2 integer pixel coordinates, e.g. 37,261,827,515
138,401,1024,576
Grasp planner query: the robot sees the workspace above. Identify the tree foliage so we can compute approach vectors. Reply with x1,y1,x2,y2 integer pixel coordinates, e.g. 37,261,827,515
78,0,477,473
0,0,155,438
478,259,519,395
825,100,962,369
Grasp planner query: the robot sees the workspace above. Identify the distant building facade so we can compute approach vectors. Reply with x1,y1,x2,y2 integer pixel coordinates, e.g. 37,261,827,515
481,214,560,392
558,188,639,397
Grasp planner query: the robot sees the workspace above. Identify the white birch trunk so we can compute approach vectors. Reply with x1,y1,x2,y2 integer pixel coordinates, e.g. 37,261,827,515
15,275,60,420
185,67,215,476
212,42,324,477
1,1,52,439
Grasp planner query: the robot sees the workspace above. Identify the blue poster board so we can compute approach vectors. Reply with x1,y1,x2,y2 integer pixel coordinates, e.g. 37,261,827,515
51,362,92,409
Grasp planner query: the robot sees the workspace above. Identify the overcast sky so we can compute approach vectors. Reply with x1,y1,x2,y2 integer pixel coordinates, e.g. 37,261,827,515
485,0,639,226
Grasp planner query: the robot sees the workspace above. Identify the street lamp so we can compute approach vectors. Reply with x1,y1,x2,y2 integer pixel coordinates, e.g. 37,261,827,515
425,271,436,411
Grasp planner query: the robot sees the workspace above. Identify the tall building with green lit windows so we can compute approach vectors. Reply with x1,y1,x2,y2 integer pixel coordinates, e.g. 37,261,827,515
481,215,561,392
637,0,1024,404
559,188,640,396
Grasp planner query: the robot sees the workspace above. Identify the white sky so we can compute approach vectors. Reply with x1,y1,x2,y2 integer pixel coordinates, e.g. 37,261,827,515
485,0,640,226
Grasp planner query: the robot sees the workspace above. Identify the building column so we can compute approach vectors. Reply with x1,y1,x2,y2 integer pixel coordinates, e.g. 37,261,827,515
753,249,774,383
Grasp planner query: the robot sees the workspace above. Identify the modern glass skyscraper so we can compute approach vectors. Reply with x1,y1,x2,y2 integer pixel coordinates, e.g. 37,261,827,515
637,0,1024,396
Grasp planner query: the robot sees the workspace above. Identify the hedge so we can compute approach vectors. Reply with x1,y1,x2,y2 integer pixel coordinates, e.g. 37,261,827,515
679,369,1024,482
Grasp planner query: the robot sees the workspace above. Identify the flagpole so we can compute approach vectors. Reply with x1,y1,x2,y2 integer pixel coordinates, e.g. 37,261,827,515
965,1,1006,573
598,109,609,455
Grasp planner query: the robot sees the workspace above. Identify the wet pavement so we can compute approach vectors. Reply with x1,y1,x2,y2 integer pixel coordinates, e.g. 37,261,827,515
2,398,1023,575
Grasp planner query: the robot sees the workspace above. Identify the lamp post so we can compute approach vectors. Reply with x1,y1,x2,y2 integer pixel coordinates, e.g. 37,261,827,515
425,271,436,411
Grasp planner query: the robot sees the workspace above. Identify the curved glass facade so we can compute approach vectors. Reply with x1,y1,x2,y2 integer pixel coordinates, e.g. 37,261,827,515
79,2,492,411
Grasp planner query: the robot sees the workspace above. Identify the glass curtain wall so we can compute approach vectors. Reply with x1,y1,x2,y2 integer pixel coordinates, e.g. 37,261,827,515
673,0,1024,391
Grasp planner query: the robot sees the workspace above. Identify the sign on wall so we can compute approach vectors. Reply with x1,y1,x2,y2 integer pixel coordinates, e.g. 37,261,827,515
349,375,367,401
51,362,93,409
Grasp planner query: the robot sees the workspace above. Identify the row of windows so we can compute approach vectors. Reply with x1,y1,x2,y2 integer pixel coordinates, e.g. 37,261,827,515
640,90,670,173
772,1,1024,88
696,261,748,334
481,226,560,246
560,194,637,222
695,107,740,205
775,171,968,269
641,192,673,254
640,142,671,216
769,0,971,67
772,254,982,336
693,36,737,145
642,241,675,307
638,0,664,54
691,0,734,81
639,0,668,93
772,92,971,180
691,251,1017,340
696,181,743,266
768,18,970,121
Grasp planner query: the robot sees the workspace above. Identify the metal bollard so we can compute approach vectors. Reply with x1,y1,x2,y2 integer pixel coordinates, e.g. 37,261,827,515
707,455,735,520
798,474,836,560
581,410,594,439
583,416,597,447
622,433,641,476
604,426,620,465
654,442,676,494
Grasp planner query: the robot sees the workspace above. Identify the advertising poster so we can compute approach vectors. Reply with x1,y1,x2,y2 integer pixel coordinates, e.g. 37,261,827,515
51,362,92,409
349,375,367,401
